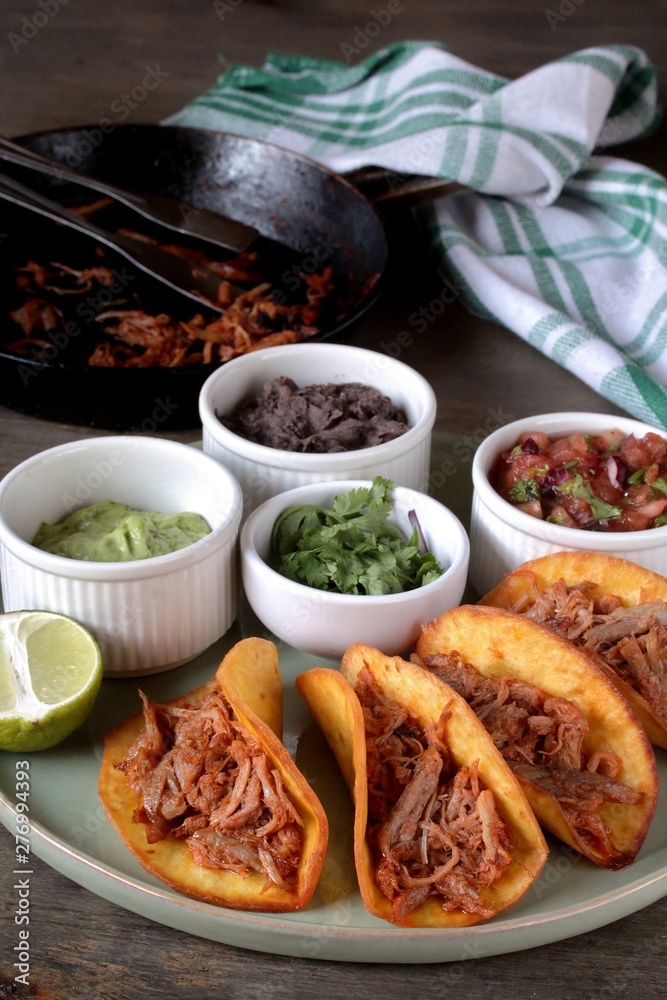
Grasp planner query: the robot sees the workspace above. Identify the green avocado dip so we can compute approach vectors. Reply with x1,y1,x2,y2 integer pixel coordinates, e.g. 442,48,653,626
32,500,212,562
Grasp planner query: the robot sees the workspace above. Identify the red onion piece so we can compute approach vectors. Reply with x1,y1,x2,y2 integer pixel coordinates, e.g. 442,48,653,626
540,466,571,495
606,455,627,490
408,509,427,553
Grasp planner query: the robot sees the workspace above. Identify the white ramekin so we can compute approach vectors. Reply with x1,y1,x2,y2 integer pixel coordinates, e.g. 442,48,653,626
240,479,469,660
0,436,242,676
470,411,667,597
199,342,437,516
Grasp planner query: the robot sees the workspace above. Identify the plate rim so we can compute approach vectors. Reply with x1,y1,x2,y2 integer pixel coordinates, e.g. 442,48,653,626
2,645,667,964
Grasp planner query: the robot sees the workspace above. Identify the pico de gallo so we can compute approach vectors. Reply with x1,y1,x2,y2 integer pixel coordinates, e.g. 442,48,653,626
489,428,667,531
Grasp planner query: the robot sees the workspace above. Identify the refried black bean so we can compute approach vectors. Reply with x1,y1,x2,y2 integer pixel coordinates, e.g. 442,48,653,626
219,376,410,453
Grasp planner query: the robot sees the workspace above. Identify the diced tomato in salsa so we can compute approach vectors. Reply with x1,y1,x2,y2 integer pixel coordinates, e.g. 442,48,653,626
489,429,667,531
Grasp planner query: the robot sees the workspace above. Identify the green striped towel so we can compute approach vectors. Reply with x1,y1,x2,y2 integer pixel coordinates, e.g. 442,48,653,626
165,42,667,428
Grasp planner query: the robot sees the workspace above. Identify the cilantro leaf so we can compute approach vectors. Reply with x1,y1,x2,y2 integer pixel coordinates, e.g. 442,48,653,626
271,505,329,555
509,478,540,503
587,494,623,520
271,476,445,595
555,470,621,521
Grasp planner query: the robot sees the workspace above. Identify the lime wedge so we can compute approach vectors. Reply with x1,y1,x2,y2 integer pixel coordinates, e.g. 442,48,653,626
0,610,103,752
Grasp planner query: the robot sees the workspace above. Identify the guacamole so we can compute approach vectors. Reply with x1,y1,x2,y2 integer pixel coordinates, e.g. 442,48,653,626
33,500,212,562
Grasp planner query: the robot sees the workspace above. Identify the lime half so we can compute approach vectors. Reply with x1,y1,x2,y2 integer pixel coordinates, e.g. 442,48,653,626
0,610,103,752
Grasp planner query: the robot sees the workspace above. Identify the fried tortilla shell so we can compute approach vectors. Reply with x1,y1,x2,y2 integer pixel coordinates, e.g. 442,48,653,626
296,645,547,928
99,637,328,912
480,551,667,749
415,605,658,868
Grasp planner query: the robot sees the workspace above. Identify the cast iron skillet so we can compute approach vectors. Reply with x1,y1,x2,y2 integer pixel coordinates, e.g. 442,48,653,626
0,124,388,430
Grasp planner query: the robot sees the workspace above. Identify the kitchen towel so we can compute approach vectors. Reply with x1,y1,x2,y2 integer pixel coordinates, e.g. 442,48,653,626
166,42,667,428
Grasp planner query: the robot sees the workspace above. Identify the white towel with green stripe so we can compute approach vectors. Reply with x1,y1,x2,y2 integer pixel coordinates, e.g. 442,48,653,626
165,42,667,428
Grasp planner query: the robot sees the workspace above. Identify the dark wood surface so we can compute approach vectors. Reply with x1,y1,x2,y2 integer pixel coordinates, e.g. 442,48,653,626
1,2,667,997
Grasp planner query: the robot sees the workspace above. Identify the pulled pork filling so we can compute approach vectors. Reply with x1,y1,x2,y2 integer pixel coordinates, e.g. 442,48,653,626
7,227,340,368
116,688,303,891
512,577,667,724
355,667,513,921
413,651,640,857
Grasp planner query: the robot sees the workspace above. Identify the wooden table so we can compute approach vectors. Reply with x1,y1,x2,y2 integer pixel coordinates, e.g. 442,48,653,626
1,2,666,996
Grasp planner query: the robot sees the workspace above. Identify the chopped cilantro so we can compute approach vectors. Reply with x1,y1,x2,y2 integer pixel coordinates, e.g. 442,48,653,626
652,477,667,496
555,470,621,521
587,494,623,520
509,478,540,503
654,513,667,527
627,467,647,485
271,476,445,595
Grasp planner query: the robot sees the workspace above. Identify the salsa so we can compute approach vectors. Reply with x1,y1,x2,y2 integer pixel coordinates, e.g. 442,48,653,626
489,428,667,531
33,500,212,561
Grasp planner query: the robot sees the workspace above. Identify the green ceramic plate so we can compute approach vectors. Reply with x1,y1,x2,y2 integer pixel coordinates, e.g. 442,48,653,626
1,604,667,964
2,437,667,962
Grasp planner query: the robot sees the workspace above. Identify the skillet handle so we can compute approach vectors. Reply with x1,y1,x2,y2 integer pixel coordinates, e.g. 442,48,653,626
344,166,465,202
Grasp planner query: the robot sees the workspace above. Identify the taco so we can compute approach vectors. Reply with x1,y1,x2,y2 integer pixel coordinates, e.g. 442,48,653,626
480,551,667,749
413,605,658,869
99,637,328,912
296,644,547,927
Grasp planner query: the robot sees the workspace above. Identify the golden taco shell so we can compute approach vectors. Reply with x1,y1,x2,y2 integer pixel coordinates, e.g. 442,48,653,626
99,637,328,912
480,551,667,749
296,645,547,928
415,605,658,868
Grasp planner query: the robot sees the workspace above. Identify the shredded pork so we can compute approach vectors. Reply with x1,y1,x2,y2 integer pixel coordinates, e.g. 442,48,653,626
514,577,667,723
116,688,303,891
413,650,641,857
355,666,513,921
6,212,343,368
